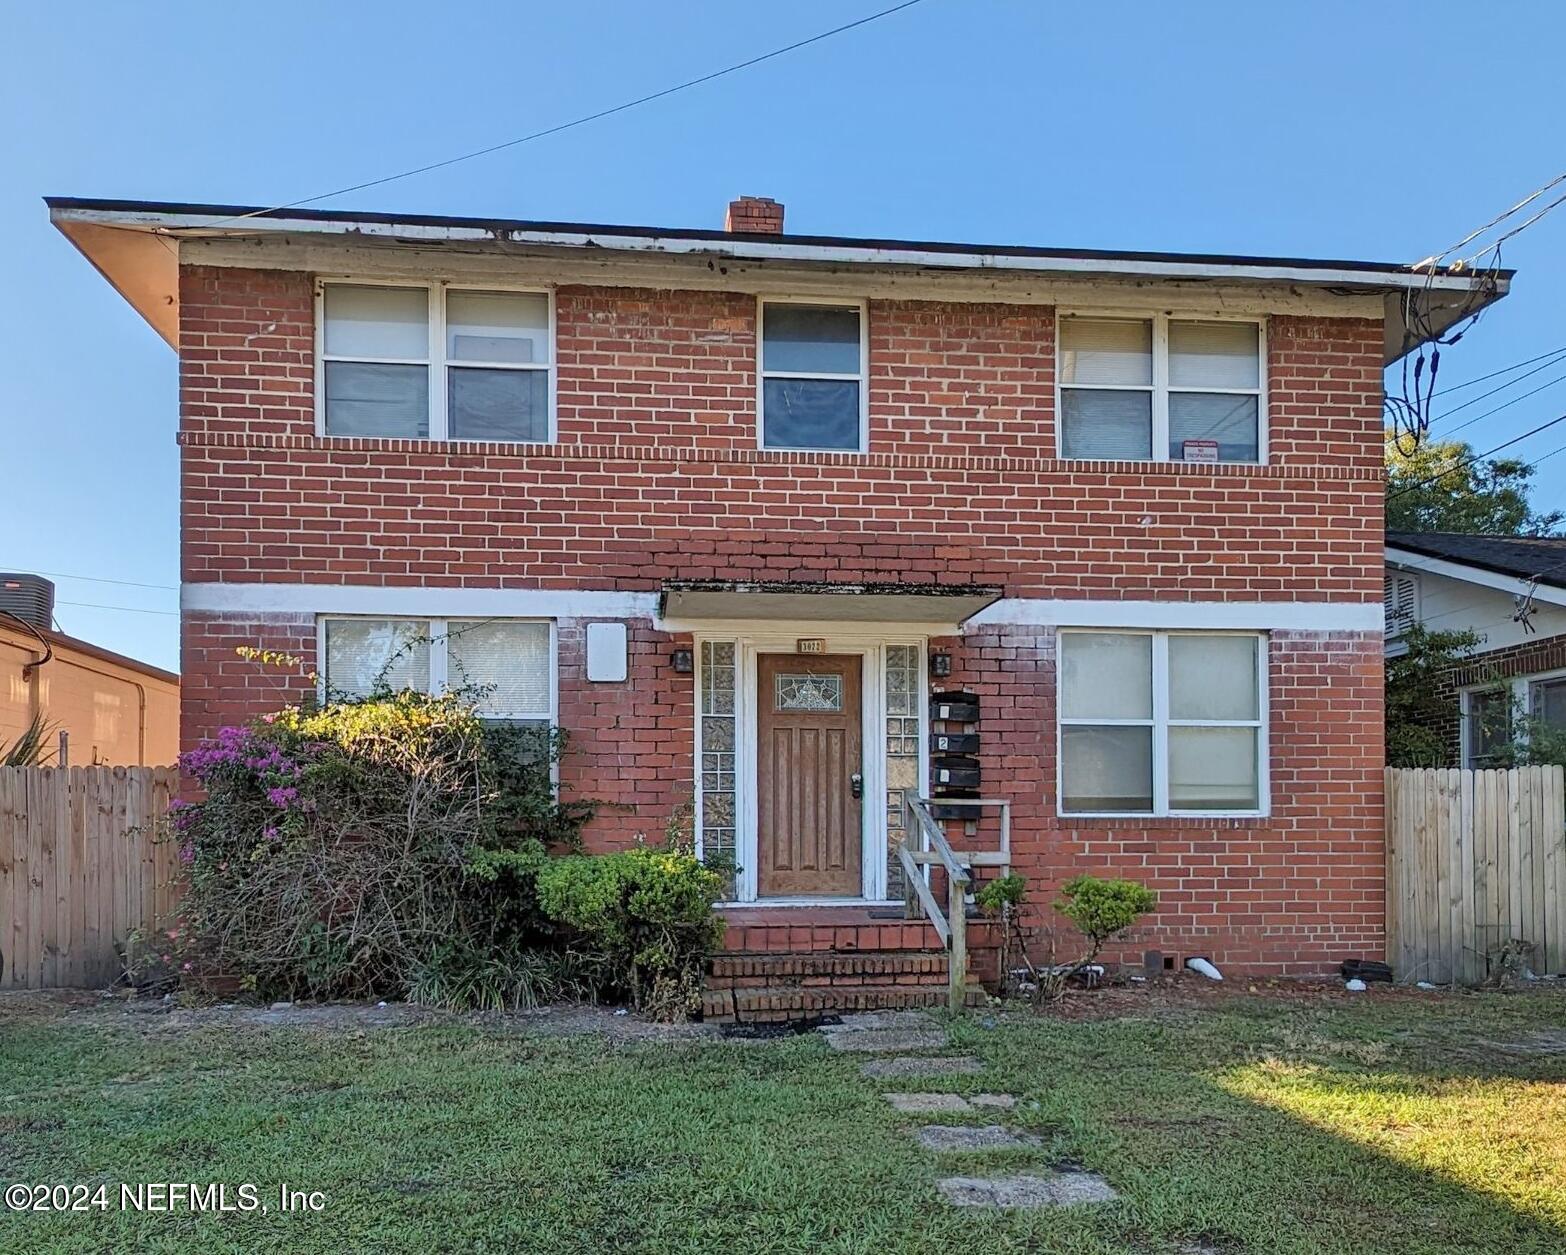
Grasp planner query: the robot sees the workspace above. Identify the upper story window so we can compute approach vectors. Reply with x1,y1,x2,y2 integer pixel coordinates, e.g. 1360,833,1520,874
321,617,553,724
1058,630,1266,816
1059,315,1264,463
320,283,553,442
759,299,867,452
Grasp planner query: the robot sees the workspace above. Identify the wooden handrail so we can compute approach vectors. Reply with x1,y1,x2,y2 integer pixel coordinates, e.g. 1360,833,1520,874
900,790,1000,1013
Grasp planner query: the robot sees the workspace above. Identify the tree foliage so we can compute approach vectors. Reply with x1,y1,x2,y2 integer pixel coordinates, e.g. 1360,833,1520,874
1385,431,1563,536
1385,626,1481,768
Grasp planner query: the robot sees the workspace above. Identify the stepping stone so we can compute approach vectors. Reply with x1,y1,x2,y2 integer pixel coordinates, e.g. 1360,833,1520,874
824,1029,949,1054
862,1055,984,1079
971,1094,1018,1110
918,1124,1039,1152
937,1172,1119,1209
832,1010,940,1032
883,1092,972,1113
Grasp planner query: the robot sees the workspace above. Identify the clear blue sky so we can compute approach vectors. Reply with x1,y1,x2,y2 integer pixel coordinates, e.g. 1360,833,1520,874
5,1,1565,673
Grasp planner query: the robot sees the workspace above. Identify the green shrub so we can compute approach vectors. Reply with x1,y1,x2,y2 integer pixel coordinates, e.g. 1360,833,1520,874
536,848,726,1020
1055,875,1158,956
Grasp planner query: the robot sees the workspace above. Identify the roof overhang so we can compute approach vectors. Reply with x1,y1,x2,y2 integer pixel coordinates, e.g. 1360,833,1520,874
659,580,1002,626
46,197,1510,360
1386,545,1566,608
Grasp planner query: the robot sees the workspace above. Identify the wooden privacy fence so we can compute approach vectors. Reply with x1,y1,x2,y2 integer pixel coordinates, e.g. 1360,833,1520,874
0,766,178,989
1386,766,1566,985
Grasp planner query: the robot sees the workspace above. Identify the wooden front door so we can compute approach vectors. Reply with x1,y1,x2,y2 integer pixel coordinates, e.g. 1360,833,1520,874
756,653,864,898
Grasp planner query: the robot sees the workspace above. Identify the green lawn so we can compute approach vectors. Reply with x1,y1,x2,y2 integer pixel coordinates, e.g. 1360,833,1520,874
2,987,1564,1254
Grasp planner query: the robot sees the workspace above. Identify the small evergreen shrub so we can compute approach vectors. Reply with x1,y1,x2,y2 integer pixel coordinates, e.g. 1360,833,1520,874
535,848,726,1020
1054,875,1158,957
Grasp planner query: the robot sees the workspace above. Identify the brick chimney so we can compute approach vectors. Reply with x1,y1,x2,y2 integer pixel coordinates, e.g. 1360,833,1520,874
725,196,784,235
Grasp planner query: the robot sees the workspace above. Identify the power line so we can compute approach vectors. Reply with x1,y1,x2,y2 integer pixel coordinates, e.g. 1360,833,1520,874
1416,170,1566,268
1461,187,1566,267
1387,411,1566,502
164,1,933,232
55,600,179,617
1435,370,1566,439
1434,344,1566,394
13,568,177,592
1433,346,1566,397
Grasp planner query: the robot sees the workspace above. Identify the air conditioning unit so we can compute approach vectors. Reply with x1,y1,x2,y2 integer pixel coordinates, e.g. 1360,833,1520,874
0,574,56,630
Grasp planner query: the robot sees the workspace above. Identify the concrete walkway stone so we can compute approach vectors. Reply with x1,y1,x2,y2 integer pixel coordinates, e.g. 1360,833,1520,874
936,1172,1119,1209
861,1055,984,1079
882,1092,972,1113
824,1028,950,1054
917,1124,1040,1152
971,1094,1018,1110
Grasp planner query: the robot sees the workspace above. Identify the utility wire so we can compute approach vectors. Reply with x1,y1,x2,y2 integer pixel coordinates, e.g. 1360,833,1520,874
163,1,933,233
1387,411,1566,502
1417,170,1566,268
55,600,179,617
1433,345,1566,397
1435,371,1566,439
14,568,177,592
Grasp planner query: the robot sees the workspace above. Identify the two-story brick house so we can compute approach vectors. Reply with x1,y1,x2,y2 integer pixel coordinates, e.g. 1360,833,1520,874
51,193,1506,1012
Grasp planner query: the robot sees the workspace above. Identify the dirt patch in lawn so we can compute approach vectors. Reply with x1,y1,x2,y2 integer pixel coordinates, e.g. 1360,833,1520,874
0,989,722,1042
1007,972,1463,1022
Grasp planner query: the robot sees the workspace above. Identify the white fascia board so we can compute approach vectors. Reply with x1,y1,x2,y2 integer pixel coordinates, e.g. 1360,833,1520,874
182,583,659,620
48,205,1495,296
967,599,1383,632
1384,548,1566,608
182,585,1380,632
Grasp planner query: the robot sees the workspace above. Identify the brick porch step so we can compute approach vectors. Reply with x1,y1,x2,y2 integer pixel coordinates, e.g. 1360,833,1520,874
703,982,985,1023
710,949,949,986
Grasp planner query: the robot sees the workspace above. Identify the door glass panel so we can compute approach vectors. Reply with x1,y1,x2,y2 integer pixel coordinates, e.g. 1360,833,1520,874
775,673,844,711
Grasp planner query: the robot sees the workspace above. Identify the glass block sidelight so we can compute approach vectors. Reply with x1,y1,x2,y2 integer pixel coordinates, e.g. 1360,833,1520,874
699,642,738,895
884,645,923,898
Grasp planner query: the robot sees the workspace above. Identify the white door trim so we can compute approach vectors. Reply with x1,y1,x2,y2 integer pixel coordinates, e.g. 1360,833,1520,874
695,628,927,905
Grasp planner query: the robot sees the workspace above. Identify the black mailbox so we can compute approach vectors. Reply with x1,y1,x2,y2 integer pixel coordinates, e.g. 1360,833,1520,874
932,755,981,789
931,731,979,754
931,691,980,723
929,789,979,819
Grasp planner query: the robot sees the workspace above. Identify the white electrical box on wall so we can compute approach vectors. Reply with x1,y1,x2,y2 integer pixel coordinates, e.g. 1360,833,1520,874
585,622,629,682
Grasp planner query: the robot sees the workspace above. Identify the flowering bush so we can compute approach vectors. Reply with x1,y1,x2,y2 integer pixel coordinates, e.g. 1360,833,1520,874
173,692,579,1002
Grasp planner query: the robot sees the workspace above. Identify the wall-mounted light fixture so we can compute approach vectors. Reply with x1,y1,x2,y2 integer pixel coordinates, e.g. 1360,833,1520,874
671,648,694,674
929,651,952,678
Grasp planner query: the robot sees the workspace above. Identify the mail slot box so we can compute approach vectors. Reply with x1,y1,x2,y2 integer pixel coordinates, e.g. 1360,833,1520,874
933,755,981,789
931,731,979,754
929,789,979,819
931,691,980,723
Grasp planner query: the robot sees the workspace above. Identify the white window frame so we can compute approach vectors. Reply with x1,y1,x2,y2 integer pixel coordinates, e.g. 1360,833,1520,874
1056,628,1269,818
1460,668,1566,768
1056,311,1267,465
316,278,556,444
317,615,558,725
756,295,870,453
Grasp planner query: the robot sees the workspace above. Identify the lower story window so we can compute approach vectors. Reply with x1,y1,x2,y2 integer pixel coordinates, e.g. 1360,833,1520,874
321,617,553,724
1058,630,1265,815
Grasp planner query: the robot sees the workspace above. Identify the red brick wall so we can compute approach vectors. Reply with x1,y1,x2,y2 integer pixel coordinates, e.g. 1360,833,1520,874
177,271,1383,601
176,262,1387,974
931,626,1386,974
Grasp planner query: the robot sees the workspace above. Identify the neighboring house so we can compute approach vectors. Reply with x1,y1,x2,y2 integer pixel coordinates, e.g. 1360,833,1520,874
50,192,1504,1003
1385,531,1566,767
1,575,179,766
